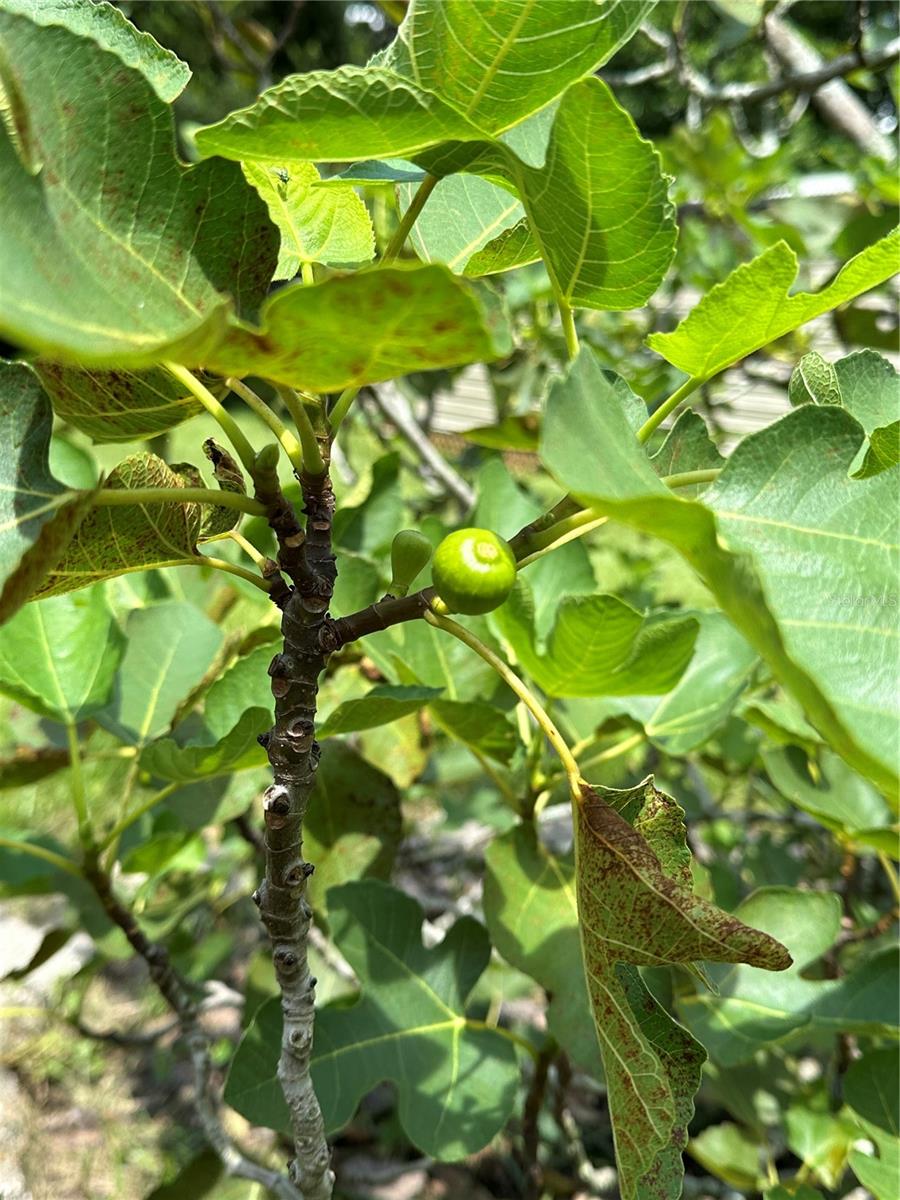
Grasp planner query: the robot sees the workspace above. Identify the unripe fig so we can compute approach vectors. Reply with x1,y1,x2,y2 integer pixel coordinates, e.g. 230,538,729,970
388,529,432,596
431,528,516,615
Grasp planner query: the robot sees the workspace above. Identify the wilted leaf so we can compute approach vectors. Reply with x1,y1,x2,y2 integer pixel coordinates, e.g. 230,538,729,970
574,777,790,1200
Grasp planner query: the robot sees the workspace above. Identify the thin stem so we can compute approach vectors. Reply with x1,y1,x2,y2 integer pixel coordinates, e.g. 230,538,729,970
425,610,582,795
465,1016,539,1061
301,261,315,285
75,555,273,593
558,296,579,360
277,387,326,475
92,487,265,517
516,512,608,568
99,783,180,852
66,721,93,850
228,529,269,570
661,468,721,490
0,836,82,878
878,852,900,906
327,385,359,434
226,378,305,474
571,729,645,764
165,363,258,475
637,375,705,444
383,172,438,262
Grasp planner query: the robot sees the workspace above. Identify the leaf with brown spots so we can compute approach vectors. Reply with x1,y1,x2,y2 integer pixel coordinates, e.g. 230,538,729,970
35,452,219,599
575,777,791,1200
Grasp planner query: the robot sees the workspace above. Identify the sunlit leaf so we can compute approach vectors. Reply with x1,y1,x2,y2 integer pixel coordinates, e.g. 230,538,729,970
140,707,269,782
242,162,374,278
646,232,900,380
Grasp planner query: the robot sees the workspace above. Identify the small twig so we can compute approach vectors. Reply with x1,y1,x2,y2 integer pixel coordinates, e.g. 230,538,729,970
370,383,475,509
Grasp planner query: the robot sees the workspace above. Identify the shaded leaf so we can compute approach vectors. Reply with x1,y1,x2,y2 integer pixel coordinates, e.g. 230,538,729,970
318,684,441,739
0,587,123,721
0,745,69,789
0,11,277,364
850,1134,900,1200
305,743,402,909
36,453,220,598
0,362,93,621
646,232,900,379
97,601,223,746
789,350,841,407
242,161,374,278
226,883,519,1158
497,582,698,698
34,363,203,443
574,777,790,1200
207,264,512,392
763,745,891,844
678,887,899,1065
203,643,275,740
650,410,725,478
688,1123,764,1191
405,173,531,276
483,823,603,1076
430,698,517,765
140,707,269,782
845,1048,900,1137
541,349,900,795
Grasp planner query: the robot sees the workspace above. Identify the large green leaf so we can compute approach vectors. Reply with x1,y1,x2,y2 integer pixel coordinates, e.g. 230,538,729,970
0,11,277,364
850,1130,900,1200
0,362,93,621
0,0,191,101
305,744,402,909
421,79,676,310
845,1048,900,1137
97,601,223,746
483,823,603,1076
195,66,484,165
497,581,698,698
429,698,517,764
206,264,511,391
140,707,269,782
318,684,442,739
646,232,900,380
677,888,899,1065
225,882,519,1158
0,587,123,721
381,0,655,133
35,453,223,599
242,162,374,279
574,778,790,1200
541,349,900,795
202,643,275,740
33,363,203,443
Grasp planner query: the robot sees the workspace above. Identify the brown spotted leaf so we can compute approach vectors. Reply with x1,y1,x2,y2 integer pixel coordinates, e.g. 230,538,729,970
575,777,791,1200
36,453,214,598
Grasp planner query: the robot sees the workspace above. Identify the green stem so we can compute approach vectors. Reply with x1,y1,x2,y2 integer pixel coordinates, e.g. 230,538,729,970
92,487,265,517
558,296,579,360
66,721,93,850
878,852,900,906
226,379,305,474
425,610,582,795
99,782,181,852
327,385,359,435
301,262,315,286
165,363,258,475
228,529,269,571
0,836,83,878
661,468,721,490
77,555,272,593
276,387,326,475
383,173,438,262
465,1016,539,1061
515,469,722,568
637,375,706,444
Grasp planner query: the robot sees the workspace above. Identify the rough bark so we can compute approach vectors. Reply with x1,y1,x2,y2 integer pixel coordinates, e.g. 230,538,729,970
254,465,336,1200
